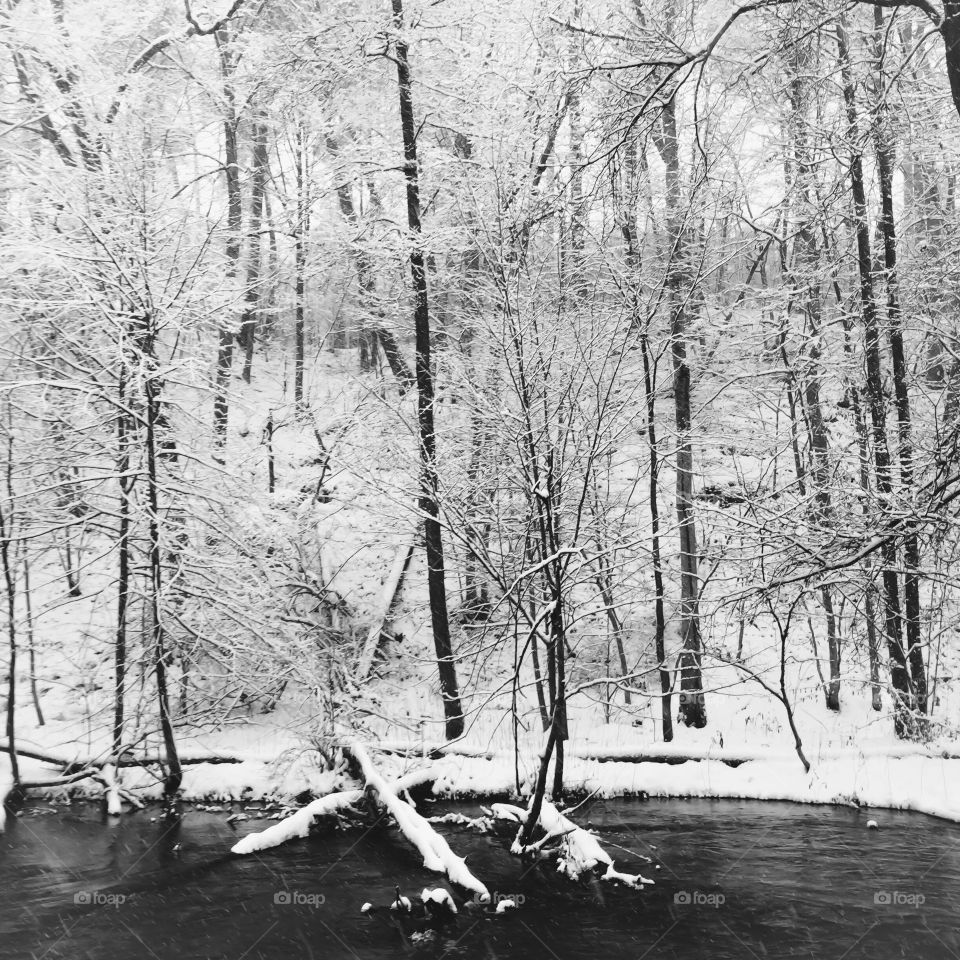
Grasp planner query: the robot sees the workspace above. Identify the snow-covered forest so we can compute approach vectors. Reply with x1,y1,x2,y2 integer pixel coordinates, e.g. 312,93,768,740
5,0,960,848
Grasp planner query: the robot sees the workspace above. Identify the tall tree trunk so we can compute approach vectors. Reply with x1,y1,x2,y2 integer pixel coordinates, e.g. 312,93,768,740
786,56,840,711
115,344,131,760
641,330,673,741
392,0,463,739
873,9,928,718
294,122,307,417
837,21,914,737
141,315,182,801
213,25,242,447
620,136,670,735
241,116,268,384
659,98,705,728
1,433,19,789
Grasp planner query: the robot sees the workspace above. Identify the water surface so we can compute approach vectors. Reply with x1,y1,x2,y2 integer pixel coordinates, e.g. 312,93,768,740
2,797,958,959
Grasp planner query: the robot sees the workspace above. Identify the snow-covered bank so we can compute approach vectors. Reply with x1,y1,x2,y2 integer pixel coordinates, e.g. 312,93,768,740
429,751,960,824
5,740,960,831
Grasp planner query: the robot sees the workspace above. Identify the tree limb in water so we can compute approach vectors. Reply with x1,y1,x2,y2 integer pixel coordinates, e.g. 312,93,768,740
493,801,654,888
347,743,489,898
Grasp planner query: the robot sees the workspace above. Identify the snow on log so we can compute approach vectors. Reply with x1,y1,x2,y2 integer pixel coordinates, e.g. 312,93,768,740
231,765,450,857
101,764,122,815
492,801,654,888
355,537,415,682
347,742,490,899
232,789,364,855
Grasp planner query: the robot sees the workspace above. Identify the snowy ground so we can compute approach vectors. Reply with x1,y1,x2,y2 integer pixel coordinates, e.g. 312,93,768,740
3,349,960,828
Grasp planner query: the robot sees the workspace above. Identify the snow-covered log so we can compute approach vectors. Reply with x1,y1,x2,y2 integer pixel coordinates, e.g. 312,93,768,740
492,801,654,888
347,742,489,899
355,537,415,681
232,788,364,855
0,743,244,769
101,764,122,815
231,765,450,857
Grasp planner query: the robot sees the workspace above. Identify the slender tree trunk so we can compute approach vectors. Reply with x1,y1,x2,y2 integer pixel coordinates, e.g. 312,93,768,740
142,315,181,801
641,331,673,741
873,9,927,718
392,0,463,739
294,122,307,416
786,60,841,710
519,720,559,848
1,434,19,788
20,549,42,727
659,99,705,728
114,348,131,760
241,116,267,384
213,25,242,447
837,21,914,736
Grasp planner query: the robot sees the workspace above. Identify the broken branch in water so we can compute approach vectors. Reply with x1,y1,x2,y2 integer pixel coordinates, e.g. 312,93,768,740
346,743,489,899
492,801,654,888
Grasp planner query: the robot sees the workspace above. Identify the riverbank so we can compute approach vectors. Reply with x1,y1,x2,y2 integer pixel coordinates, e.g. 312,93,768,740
6,727,960,829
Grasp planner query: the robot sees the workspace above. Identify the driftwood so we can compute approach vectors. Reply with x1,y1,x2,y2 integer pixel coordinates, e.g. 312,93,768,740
355,537,415,681
0,743,243,770
346,742,489,898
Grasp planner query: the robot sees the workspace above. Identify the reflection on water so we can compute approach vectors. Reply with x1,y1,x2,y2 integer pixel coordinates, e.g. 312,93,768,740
2,797,959,959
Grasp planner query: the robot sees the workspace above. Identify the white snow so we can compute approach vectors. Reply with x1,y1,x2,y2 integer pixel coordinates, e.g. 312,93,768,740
101,764,122,816
495,899,516,913
349,743,490,899
495,800,654,888
421,887,457,913
231,789,363,855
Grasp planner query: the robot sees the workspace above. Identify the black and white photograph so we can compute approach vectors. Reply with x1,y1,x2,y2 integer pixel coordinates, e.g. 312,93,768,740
1,0,960,957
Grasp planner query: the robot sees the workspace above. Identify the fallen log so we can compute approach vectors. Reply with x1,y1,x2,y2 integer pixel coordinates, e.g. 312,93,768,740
231,766,448,857
0,743,244,770
355,537,415,681
232,789,364,855
346,742,489,899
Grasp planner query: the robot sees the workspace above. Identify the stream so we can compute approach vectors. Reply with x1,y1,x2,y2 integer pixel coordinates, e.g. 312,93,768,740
2,797,959,959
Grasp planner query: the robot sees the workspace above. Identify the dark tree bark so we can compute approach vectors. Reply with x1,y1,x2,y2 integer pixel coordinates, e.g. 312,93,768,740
873,8,928,717
837,21,915,736
213,24,242,447
942,1,960,120
620,136,671,737
1,434,19,789
114,344,131,760
391,0,463,740
786,53,841,711
140,315,182,801
294,122,308,417
657,98,706,728
240,116,268,384
641,330,674,741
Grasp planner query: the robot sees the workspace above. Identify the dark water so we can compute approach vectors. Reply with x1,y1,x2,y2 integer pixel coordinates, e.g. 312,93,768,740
2,797,959,959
